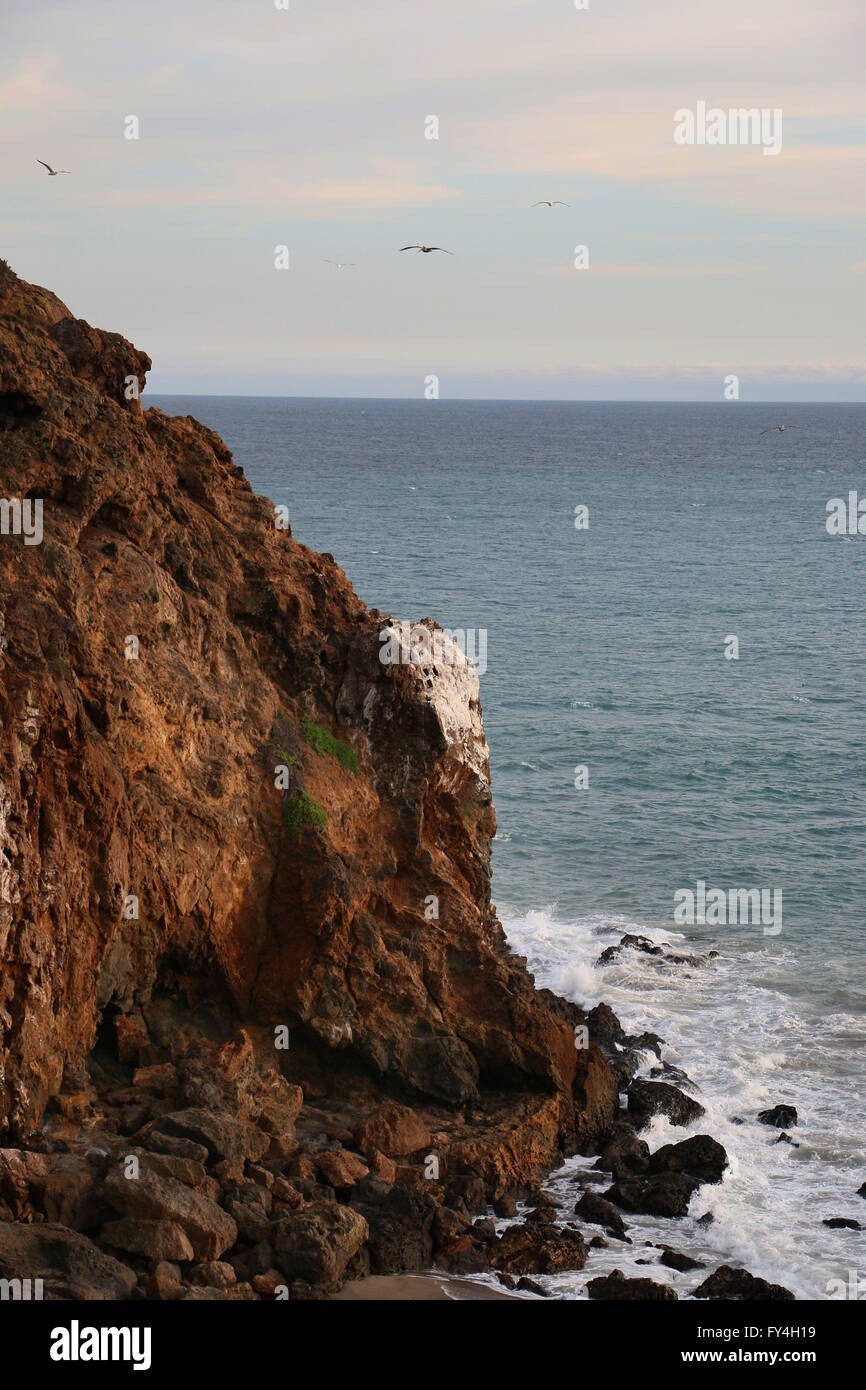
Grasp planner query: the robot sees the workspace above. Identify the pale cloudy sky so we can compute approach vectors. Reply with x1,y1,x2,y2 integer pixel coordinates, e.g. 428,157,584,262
2,0,864,398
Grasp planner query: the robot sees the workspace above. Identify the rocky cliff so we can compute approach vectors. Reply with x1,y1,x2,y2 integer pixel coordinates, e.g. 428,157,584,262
0,260,627,1298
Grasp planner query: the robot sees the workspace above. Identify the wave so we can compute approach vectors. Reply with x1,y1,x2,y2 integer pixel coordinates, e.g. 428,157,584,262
498,904,866,1299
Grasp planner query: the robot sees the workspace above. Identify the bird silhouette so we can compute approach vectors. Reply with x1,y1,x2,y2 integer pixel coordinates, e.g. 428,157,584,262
37,160,70,176
399,245,453,254
532,200,568,207
759,424,800,436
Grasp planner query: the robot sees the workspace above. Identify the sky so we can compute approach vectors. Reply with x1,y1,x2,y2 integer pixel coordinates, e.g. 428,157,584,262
1,0,864,399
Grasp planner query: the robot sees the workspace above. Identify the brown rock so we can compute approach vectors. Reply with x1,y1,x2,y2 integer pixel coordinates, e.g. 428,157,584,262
314,1150,369,1189
253,1270,287,1297
492,1221,588,1275
272,1200,369,1293
189,1260,237,1288
354,1103,432,1158
369,1150,397,1184
103,1165,237,1259
0,1221,137,1300
587,1269,678,1301
155,1109,268,1165
694,1265,795,1301
102,1218,195,1261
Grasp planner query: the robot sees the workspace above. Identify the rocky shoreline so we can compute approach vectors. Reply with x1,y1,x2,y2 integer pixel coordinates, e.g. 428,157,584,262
0,261,796,1300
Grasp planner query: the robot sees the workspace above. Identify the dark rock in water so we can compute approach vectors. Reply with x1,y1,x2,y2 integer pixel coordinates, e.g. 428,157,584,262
593,1120,651,1178
649,1135,728,1185
496,1271,516,1290
492,1221,588,1275
857,1182,866,1199
586,1003,626,1046
650,1063,696,1090
526,1199,559,1224
693,1265,795,1301
628,1079,705,1128
493,1194,517,1218
516,1276,549,1296
628,1030,665,1058
822,1217,861,1230
729,1116,745,1126
586,1268,677,1301
598,934,664,965
774,1132,799,1147
697,1211,715,1226
660,1246,705,1272
574,1190,628,1237
589,1235,608,1248
757,1104,798,1129
604,1173,698,1218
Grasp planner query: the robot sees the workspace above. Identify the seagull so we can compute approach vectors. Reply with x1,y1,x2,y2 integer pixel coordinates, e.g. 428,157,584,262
759,424,800,436
532,200,568,207
324,260,356,270
37,160,70,176
399,244,453,254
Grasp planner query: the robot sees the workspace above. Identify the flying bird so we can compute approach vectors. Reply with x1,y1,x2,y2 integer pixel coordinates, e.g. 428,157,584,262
324,260,356,270
399,245,453,254
37,160,70,176
760,424,800,436
532,200,568,207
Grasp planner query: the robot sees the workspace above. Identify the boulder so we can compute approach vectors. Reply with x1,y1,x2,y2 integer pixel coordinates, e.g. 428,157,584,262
272,1201,369,1292
694,1265,794,1300
757,1105,797,1129
146,1132,209,1163
822,1217,860,1230
0,1221,137,1300
594,1121,650,1178
648,1134,728,1184
314,1150,369,1190
350,1178,437,1273
660,1246,704,1272
103,1165,237,1259
353,1103,431,1159
586,1268,677,1301
627,1079,705,1128
604,1173,698,1218
491,1221,588,1275
153,1109,269,1164
102,1218,195,1261
574,1190,628,1238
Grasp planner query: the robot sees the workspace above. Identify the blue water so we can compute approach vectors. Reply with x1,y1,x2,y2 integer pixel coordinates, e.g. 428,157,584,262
148,396,866,1298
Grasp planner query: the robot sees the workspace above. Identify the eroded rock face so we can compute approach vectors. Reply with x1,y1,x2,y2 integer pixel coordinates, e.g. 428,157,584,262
0,261,616,1148
0,262,637,1298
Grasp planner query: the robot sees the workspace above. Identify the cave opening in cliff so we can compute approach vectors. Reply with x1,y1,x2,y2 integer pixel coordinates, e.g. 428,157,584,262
0,389,42,426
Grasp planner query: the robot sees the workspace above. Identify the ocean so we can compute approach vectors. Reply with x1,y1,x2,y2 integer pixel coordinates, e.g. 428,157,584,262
148,396,865,1300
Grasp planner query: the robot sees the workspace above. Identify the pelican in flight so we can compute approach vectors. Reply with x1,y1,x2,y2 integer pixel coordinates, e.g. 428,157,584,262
399,244,453,254
760,424,800,436
37,160,70,176
532,200,568,207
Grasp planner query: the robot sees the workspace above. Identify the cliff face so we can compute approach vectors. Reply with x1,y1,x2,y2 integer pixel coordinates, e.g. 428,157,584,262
0,261,624,1295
